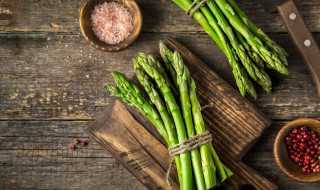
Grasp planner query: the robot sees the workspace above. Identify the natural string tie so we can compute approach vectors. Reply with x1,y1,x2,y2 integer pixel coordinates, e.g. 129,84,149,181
166,130,213,190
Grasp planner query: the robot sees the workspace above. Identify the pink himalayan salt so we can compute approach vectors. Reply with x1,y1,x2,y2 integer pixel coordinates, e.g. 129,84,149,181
91,2,133,45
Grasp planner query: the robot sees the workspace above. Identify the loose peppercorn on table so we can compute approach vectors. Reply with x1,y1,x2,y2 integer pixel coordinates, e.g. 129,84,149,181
0,0,320,189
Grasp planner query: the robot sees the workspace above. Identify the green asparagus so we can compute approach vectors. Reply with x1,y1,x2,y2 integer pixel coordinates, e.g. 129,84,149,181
105,72,169,143
133,63,183,185
226,0,289,61
136,55,194,190
172,51,206,190
214,0,288,75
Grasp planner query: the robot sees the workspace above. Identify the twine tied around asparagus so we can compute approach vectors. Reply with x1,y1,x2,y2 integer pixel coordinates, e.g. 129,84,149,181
186,0,208,17
166,130,213,190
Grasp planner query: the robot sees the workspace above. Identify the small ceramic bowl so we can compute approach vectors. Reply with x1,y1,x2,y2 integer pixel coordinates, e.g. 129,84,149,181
274,118,320,182
79,0,143,52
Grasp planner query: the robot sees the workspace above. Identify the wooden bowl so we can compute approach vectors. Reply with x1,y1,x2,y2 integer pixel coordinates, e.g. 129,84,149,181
274,118,320,182
79,0,142,52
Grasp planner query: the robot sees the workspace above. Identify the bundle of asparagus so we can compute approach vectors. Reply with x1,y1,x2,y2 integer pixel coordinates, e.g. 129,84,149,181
106,42,233,190
172,0,289,99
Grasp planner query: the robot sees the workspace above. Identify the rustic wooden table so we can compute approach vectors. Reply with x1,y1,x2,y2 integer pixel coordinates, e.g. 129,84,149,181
0,0,319,189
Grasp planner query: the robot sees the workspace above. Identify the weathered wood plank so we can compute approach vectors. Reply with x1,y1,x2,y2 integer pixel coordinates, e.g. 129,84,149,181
0,120,147,190
0,34,319,120
1,120,319,189
0,0,320,33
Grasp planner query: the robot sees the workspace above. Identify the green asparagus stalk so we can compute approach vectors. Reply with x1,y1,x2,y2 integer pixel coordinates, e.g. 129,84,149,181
105,72,169,144
214,0,288,75
174,0,258,98
161,43,221,188
136,55,194,190
160,42,178,87
206,0,271,94
190,78,233,183
137,53,179,97
189,76,220,187
172,0,224,50
209,144,233,181
172,51,206,190
235,30,264,68
133,63,183,185
226,0,289,60
186,0,248,96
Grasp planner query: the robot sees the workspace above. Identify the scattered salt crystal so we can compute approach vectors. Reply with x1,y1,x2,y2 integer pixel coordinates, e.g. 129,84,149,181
102,61,105,64
47,37,51,41
46,45,49,48
91,2,133,45
94,57,97,60
80,54,83,57
65,44,68,47
79,60,82,63
89,56,92,59
67,56,70,58
86,74,90,78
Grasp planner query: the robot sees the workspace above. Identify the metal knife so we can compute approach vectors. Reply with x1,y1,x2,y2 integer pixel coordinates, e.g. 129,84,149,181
261,0,320,96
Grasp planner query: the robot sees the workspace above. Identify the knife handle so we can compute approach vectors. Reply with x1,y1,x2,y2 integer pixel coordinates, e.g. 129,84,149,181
277,0,320,96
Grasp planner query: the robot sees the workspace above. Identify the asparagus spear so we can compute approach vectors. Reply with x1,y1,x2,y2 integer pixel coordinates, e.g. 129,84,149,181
214,0,288,75
206,0,271,94
105,72,169,144
235,30,264,68
136,55,194,190
174,50,223,188
160,42,178,87
172,0,224,50
209,144,233,181
172,51,206,190
226,0,289,60
174,0,258,98
136,53,179,98
133,63,183,185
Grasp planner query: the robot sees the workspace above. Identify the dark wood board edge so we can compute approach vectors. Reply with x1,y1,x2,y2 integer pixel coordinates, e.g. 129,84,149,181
86,100,179,190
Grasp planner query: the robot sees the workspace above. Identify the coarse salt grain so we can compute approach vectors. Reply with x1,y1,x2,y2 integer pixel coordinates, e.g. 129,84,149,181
91,2,133,45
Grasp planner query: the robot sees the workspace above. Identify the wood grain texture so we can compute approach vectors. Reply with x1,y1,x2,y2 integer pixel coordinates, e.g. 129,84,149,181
0,120,147,190
88,101,276,190
88,100,179,190
0,0,320,34
88,38,277,190
1,120,319,190
0,0,320,189
1,34,319,121
277,0,320,96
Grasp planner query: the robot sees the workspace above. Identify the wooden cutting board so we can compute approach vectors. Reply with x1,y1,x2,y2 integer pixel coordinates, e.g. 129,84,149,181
87,37,277,190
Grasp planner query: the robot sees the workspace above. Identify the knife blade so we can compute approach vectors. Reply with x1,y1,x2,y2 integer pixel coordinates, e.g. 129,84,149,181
260,0,320,96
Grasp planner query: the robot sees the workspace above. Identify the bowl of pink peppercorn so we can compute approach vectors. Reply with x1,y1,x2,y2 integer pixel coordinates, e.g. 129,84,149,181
274,118,320,182
79,0,142,52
